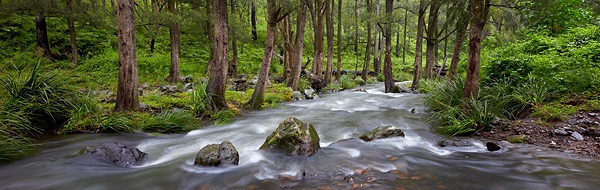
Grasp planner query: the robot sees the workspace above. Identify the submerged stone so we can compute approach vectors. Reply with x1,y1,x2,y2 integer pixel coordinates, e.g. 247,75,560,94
79,142,147,167
194,141,239,166
486,142,501,151
259,117,320,157
359,126,405,142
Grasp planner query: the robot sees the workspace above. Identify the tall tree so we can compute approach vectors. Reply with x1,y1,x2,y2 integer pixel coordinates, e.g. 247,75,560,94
411,0,427,90
311,0,325,77
462,0,490,103
401,0,408,65
335,0,342,80
248,0,288,108
383,0,394,92
373,0,381,75
114,0,140,112
229,0,239,78
207,0,229,109
324,0,334,84
168,0,181,83
362,0,372,81
424,0,441,78
251,0,257,40
205,0,214,74
35,12,52,60
66,0,78,64
448,0,469,79
286,0,308,90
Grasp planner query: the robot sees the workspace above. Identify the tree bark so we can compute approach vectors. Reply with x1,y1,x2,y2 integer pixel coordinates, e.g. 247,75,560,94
114,0,140,112
168,0,181,83
373,0,381,75
402,2,408,65
229,0,239,78
149,0,160,53
280,15,291,80
353,0,359,79
424,0,440,78
110,0,117,16
249,0,278,109
411,0,426,90
311,0,325,77
462,0,490,103
448,8,468,79
35,12,52,60
251,0,257,40
384,0,394,92
205,0,214,74
362,0,372,81
335,0,342,80
66,0,78,65
207,0,229,110
286,0,308,90
324,0,334,84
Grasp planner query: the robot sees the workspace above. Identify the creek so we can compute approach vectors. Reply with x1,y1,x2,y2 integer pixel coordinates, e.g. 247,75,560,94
1,83,599,189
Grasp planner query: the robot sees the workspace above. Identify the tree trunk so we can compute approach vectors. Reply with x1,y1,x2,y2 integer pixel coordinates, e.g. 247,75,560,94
229,0,239,78
168,0,181,83
362,0,372,81
249,0,278,109
66,0,78,65
353,0,359,79
311,0,325,77
325,0,334,84
335,0,342,80
280,15,291,80
114,0,140,112
373,0,380,75
462,0,490,104
35,12,52,60
101,0,107,18
149,0,160,53
205,0,214,74
424,0,440,78
251,0,257,40
110,0,117,16
286,0,308,90
384,0,394,93
207,0,229,109
411,0,426,90
402,3,408,65
448,10,468,79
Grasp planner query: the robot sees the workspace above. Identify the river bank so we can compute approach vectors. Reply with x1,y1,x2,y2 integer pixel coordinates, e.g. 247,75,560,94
478,112,600,157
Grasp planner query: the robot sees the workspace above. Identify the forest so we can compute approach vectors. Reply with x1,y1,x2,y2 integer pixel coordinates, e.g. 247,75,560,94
1,0,600,187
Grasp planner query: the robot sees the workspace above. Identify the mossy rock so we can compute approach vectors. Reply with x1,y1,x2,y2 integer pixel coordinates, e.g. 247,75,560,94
359,126,405,142
259,117,320,157
194,141,239,166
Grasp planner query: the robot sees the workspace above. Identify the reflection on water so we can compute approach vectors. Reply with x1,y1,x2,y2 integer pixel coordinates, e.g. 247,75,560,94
1,83,599,189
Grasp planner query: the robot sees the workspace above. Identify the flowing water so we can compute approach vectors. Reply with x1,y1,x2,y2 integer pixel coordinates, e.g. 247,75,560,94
1,83,600,190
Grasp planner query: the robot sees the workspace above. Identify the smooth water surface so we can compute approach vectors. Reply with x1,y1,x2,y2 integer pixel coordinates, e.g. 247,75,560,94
1,83,599,189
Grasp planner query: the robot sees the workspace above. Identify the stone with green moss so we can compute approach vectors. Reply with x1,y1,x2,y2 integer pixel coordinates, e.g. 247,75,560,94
359,126,405,142
259,118,320,157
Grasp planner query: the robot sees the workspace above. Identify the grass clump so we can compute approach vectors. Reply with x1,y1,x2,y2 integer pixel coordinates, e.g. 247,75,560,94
139,109,200,133
339,75,356,89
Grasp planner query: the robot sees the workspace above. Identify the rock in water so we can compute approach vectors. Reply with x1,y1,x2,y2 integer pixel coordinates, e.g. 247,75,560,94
259,118,320,157
80,142,147,167
194,141,239,166
359,126,405,142
486,142,501,151
438,139,472,147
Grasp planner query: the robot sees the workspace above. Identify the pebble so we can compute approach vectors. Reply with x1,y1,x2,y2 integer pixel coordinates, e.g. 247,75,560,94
571,131,584,141
554,128,569,136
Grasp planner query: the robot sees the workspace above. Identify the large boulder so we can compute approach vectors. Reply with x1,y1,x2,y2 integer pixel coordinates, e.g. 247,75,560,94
194,141,239,166
359,126,405,142
78,142,147,167
259,118,320,157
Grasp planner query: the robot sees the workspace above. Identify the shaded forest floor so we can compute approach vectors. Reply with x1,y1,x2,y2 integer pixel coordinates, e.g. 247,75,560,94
478,112,600,157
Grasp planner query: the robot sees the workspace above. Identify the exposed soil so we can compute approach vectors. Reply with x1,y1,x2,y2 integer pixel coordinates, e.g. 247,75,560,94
477,112,600,157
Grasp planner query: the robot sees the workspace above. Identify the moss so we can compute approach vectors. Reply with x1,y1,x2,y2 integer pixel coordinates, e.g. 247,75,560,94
508,135,528,143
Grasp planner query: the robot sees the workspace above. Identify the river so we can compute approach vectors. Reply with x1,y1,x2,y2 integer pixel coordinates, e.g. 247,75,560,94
1,83,599,189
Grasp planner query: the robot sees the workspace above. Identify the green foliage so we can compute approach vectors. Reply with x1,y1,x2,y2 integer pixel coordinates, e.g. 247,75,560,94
140,110,200,133
339,75,356,89
189,82,215,117
298,77,311,90
212,109,235,125
532,102,578,121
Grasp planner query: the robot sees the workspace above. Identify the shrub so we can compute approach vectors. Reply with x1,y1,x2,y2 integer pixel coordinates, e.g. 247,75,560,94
339,75,356,89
